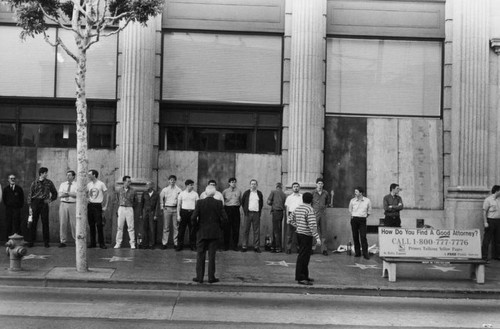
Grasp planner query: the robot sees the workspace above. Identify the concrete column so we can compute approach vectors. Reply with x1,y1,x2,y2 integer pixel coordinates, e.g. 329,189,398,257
286,0,326,189
445,0,490,228
117,17,159,182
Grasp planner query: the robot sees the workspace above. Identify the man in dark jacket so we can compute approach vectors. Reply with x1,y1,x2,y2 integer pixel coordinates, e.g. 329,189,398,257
2,174,24,239
241,179,264,253
191,186,227,283
139,181,160,249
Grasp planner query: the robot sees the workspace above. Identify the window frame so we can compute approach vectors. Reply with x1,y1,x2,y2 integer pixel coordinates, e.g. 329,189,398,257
0,97,116,149
159,102,282,154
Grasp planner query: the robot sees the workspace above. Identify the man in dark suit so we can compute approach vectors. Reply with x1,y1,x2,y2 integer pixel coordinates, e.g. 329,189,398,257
139,181,160,249
3,174,25,240
191,186,227,284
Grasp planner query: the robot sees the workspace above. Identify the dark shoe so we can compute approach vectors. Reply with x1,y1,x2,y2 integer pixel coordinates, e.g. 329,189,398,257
322,250,328,256
44,243,50,248
286,249,292,254
232,248,239,252
87,244,96,248
99,244,107,249
275,249,282,253
58,243,67,248
354,254,361,257
161,244,167,250
363,255,370,260
175,247,183,252
192,277,203,284
298,280,313,286
208,278,220,283
254,247,261,253
149,245,155,250
241,247,248,252
27,242,34,248
307,278,315,282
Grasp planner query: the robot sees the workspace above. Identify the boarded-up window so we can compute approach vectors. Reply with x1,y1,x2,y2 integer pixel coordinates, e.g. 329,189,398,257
326,38,442,117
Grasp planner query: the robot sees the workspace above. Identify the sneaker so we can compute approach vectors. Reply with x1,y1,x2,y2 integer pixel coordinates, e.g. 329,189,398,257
114,244,120,249
241,247,248,252
131,245,136,249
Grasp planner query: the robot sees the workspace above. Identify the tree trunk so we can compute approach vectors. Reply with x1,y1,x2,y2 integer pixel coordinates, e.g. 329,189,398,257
75,47,89,273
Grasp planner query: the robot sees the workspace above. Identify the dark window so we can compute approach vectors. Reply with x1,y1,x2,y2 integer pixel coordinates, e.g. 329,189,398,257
89,125,114,149
0,98,116,149
0,123,17,146
160,103,281,154
21,123,77,147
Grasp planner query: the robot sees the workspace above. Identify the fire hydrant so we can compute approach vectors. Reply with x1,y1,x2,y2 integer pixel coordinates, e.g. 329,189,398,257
5,233,27,271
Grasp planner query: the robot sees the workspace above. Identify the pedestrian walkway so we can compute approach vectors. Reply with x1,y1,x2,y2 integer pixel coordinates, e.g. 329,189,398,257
2,246,500,298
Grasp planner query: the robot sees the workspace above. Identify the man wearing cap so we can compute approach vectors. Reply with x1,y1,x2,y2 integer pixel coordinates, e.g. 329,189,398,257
383,183,404,227
58,170,77,247
267,182,286,253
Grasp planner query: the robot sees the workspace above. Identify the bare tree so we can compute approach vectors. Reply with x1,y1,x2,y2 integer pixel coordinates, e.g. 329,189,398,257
5,0,163,272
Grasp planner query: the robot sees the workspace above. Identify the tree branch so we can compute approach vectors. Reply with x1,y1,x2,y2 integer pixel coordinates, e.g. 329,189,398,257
56,36,78,62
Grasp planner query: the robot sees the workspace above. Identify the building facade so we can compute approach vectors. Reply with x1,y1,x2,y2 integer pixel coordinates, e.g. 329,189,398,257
0,0,498,249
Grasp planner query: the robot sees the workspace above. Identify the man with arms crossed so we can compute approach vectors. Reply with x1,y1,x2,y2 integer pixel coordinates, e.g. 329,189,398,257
383,183,404,227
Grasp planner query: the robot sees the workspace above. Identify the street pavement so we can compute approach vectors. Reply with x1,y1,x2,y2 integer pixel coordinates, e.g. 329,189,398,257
1,244,500,298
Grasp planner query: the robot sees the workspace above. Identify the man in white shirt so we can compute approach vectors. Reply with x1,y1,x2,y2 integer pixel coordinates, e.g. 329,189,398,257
159,175,182,249
241,179,264,253
87,169,108,249
177,179,199,251
285,182,302,254
58,170,77,248
348,186,372,259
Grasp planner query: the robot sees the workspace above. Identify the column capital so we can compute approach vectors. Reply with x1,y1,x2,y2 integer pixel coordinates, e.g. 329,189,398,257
491,38,500,54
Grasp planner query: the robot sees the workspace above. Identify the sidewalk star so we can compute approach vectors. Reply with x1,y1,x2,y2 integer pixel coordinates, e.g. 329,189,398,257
23,254,50,260
265,260,295,267
346,263,380,270
428,265,461,273
101,256,133,262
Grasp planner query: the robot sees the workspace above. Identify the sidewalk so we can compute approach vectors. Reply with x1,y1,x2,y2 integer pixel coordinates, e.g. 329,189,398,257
2,245,500,299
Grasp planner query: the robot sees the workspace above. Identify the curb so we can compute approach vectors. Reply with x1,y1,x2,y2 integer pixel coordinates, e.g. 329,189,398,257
1,275,500,300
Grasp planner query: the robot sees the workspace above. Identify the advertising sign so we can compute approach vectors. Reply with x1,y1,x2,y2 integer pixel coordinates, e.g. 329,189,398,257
378,227,482,259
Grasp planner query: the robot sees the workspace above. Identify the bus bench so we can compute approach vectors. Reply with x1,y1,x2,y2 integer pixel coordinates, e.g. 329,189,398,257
381,257,487,284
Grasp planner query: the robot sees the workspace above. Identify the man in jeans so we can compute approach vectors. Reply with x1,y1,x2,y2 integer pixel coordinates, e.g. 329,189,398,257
27,167,58,248
267,182,286,253
177,179,199,251
87,169,108,249
222,177,242,251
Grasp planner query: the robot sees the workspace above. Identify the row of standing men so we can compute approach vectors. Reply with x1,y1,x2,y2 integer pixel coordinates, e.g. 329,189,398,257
1,167,406,259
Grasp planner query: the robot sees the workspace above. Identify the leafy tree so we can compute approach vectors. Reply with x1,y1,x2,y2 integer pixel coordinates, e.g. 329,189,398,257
5,0,163,272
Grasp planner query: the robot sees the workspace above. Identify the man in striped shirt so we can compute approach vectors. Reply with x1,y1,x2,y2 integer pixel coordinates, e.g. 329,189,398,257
290,192,321,286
